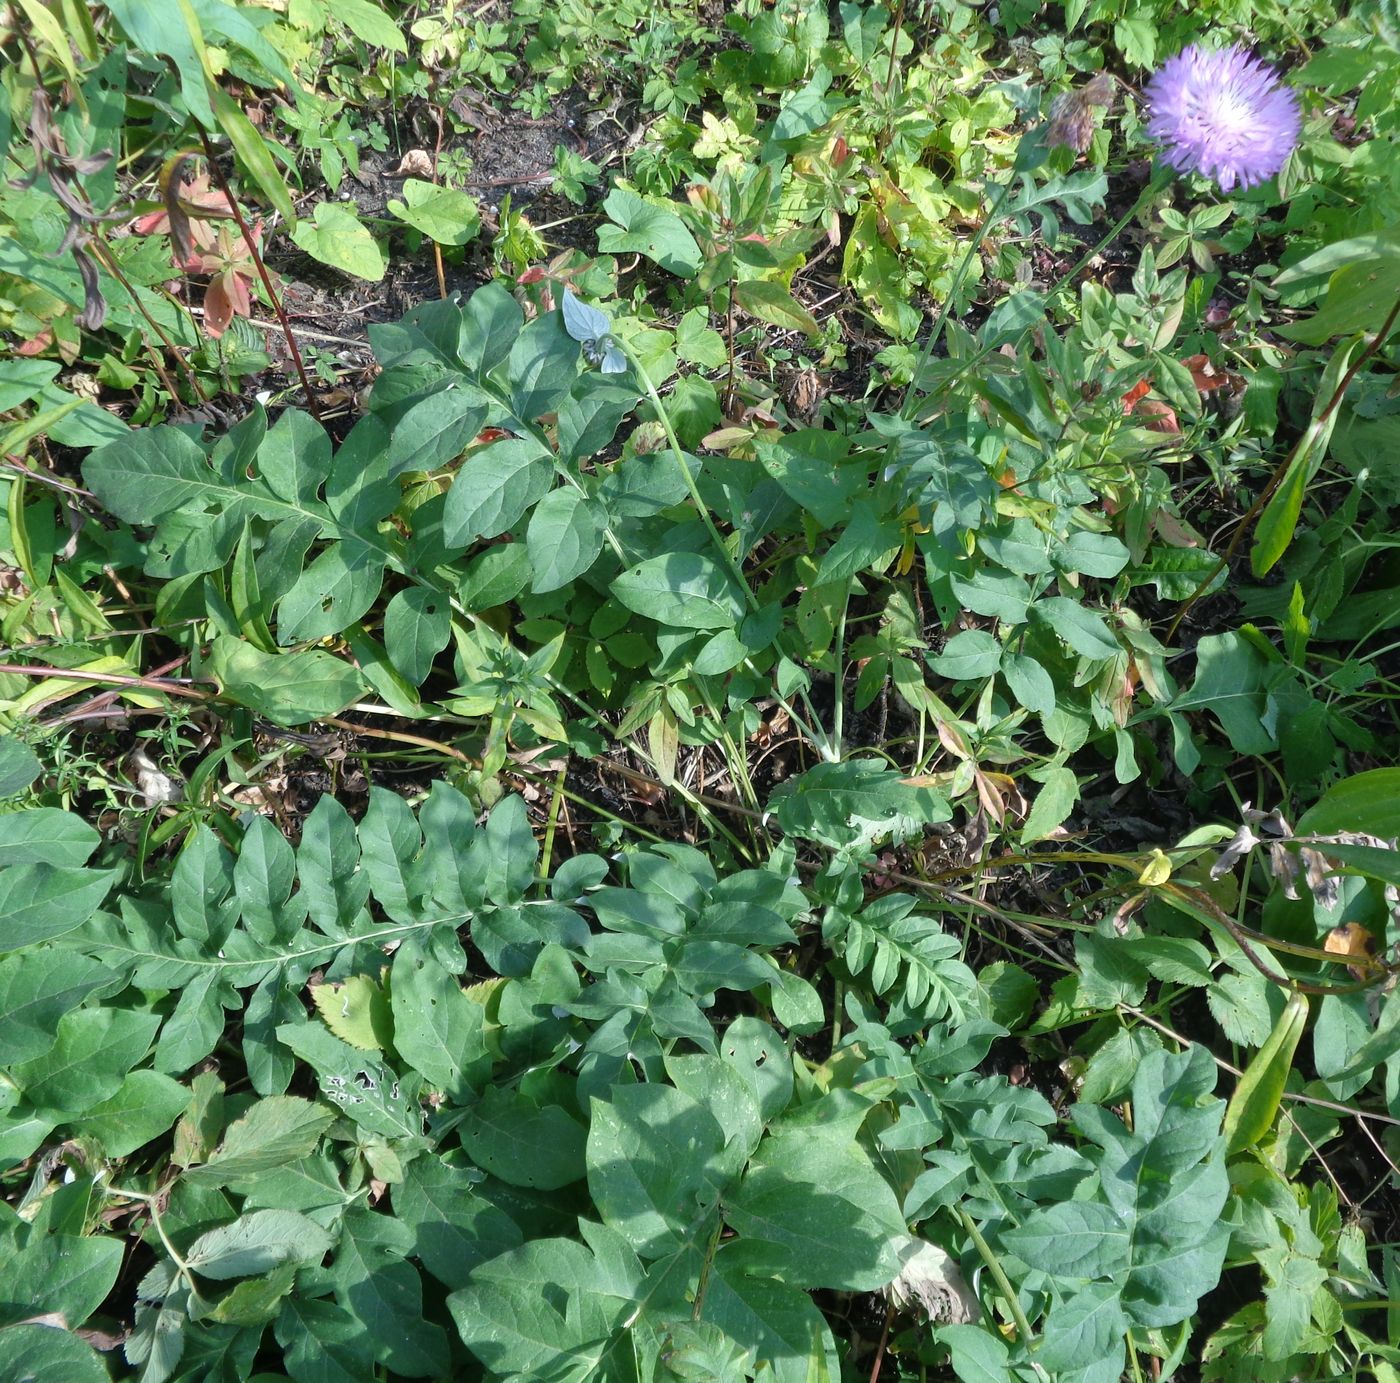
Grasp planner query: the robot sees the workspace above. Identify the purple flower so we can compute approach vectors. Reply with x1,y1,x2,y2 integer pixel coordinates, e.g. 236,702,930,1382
1144,43,1301,192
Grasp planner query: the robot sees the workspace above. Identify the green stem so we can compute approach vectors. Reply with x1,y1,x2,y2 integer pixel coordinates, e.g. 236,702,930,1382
955,1205,1035,1346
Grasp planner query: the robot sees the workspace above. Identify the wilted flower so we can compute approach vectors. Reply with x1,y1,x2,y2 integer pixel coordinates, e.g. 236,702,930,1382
1047,72,1115,154
1143,43,1301,192
884,1235,978,1325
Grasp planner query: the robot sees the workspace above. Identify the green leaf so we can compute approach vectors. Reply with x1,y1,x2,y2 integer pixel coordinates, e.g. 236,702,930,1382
509,312,581,423
587,1084,730,1257
276,1296,378,1383
928,629,1001,680
0,809,99,868
526,488,607,593
186,1209,333,1280
383,587,452,686
1032,596,1119,658
1001,650,1056,717
442,436,554,546
448,1230,644,1380
184,1096,336,1188
392,1157,522,1289
64,1069,190,1158
0,739,41,798
389,938,489,1101
611,552,746,630
725,1126,905,1289
701,1262,841,1382
328,1208,450,1377
291,202,386,282
1021,765,1078,842
274,1024,423,1141
598,187,702,276
461,1086,586,1189
0,951,111,1065
386,385,490,477
388,179,481,246
734,278,820,335
332,0,408,51
0,1323,109,1383
0,1233,124,1330
10,1007,158,1117
768,759,950,852
1251,336,1363,576
208,637,367,727
0,864,114,950
1223,991,1309,1155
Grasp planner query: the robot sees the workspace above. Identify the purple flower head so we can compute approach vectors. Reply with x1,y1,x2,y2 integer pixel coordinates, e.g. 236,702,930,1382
1144,43,1301,192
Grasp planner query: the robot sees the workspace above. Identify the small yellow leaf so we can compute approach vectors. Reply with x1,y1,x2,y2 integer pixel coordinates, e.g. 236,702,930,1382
1137,848,1173,886
311,974,393,1052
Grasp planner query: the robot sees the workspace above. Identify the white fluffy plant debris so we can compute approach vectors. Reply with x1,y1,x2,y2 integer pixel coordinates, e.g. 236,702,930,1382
884,1234,979,1325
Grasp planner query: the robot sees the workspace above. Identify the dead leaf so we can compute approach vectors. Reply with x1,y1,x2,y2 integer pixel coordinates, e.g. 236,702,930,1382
391,149,434,178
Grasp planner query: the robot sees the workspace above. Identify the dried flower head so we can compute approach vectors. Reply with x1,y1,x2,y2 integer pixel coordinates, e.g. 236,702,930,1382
1144,43,1301,192
1047,72,1115,154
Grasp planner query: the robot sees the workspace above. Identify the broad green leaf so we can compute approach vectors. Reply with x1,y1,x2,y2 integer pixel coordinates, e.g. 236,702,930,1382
0,951,111,1065
186,1209,333,1280
386,385,490,478
768,759,950,852
388,179,481,245
448,1227,646,1380
442,436,554,546
0,1233,124,1330
184,1096,336,1187
0,1323,109,1383
0,739,41,798
389,938,489,1101
734,278,820,335
274,1023,423,1141
276,1296,377,1383
611,552,746,630
587,1084,729,1257
392,1157,522,1289
1032,596,1119,659
65,1070,190,1158
332,0,407,50
0,864,114,950
10,1007,158,1117
928,629,1001,680
208,637,366,727
725,1127,904,1289
526,487,607,593
1001,650,1056,716
0,809,98,868
508,312,581,422
327,1208,450,1377
701,1262,841,1383
383,587,452,685
291,202,386,281
461,1085,586,1189
598,187,702,276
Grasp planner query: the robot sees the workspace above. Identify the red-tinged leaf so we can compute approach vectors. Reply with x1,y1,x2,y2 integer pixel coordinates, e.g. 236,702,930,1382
204,278,234,337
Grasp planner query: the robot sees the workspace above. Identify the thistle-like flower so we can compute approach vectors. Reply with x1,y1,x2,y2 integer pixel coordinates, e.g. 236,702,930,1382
1144,43,1301,192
